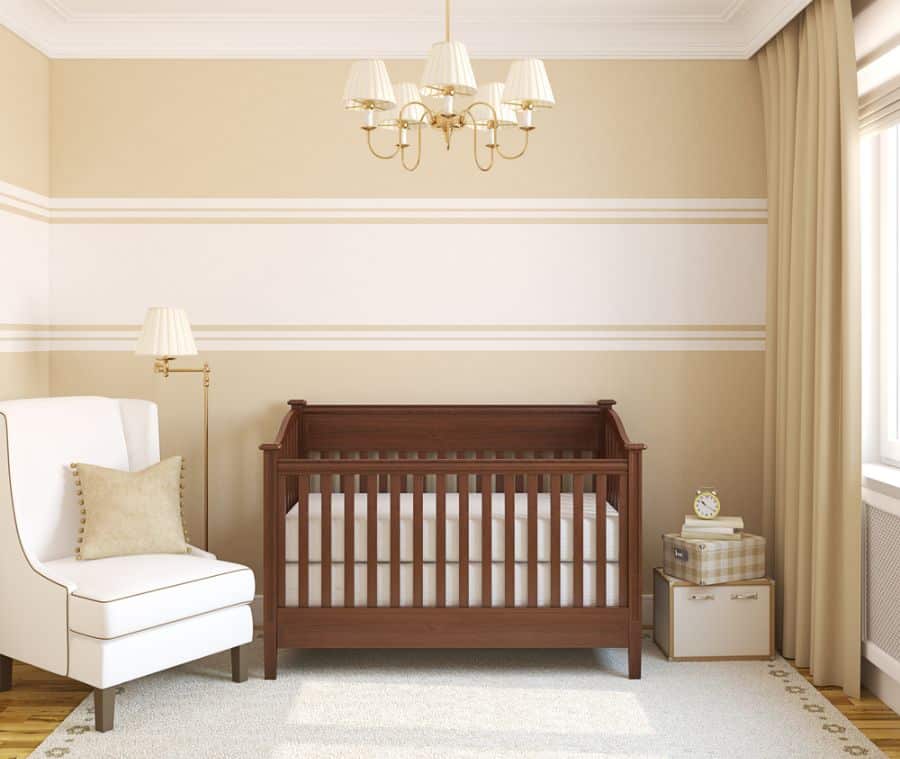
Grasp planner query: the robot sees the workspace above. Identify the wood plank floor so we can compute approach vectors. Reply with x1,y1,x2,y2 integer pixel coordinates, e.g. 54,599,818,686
797,666,900,758
1,659,898,758
0,662,89,759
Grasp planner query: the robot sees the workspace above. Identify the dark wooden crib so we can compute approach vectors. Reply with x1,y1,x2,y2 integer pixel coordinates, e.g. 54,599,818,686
260,401,645,679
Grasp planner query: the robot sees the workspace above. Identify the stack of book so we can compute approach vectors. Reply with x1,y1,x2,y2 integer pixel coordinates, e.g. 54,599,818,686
680,515,744,541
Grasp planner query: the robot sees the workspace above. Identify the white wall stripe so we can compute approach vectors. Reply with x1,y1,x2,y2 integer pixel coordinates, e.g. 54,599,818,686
0,182,767,222
0,180,768,354
0,327,766,353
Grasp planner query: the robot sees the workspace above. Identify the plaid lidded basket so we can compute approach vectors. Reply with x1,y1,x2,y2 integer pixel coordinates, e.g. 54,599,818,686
662,532,766,585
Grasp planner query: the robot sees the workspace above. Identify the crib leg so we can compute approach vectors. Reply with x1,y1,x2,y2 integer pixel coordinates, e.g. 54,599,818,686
264,632,278,680
0,654,11,691
627,625,642,680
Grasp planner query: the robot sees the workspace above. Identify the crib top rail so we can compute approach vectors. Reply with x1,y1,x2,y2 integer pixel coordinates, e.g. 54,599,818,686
261,401,645,458
276,458,629,475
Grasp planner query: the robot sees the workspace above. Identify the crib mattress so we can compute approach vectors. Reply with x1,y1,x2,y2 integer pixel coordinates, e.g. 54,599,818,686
285,492,619,564
284,561,620,608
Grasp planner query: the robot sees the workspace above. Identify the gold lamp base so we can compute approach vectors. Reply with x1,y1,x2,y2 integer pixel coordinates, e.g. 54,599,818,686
154,356,210,550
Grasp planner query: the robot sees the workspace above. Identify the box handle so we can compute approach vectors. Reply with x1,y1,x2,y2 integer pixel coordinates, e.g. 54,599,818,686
688,593,715,601
730,592,759,601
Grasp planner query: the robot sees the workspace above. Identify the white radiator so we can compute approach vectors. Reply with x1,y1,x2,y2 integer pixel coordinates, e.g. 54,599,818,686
863,490,900,682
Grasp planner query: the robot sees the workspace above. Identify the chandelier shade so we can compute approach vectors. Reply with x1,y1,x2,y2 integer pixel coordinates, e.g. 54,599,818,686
502,58,556,109
420,40,477,96
378,82,428,127
343,59,396,111
466,82,517,128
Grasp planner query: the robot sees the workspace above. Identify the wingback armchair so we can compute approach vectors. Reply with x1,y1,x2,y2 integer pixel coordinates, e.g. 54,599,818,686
0,397,254,732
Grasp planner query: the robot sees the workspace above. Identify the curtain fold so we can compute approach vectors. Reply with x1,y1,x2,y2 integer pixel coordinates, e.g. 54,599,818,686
757,0,861,696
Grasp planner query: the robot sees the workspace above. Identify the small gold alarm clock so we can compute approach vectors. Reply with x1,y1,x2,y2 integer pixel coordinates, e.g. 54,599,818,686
693,489,721,519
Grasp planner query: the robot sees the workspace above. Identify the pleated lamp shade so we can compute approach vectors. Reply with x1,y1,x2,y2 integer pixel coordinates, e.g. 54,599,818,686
343,59,396,111
420,41,477,96
502,58,555,109
135,307,198,357
378,82,428,127
466,82,517,128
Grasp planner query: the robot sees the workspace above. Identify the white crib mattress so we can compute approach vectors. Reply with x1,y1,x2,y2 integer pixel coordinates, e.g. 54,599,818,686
284,561,620,608
285,492,619,564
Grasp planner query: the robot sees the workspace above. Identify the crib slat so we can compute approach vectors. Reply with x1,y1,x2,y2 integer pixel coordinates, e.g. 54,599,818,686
321,472,332,608
459,472,469,608
481,470,492,607
527,473,538,607
504,475,515,607
298,474,309,608
378,451,389,493
573,473,584,608
390,472,400,607
618,473,628,608
515,452,525,493
413,473,424,607
596,474,607,607
550,473,561,608
367,472,377,607
436,472,447,608
343,474,355,608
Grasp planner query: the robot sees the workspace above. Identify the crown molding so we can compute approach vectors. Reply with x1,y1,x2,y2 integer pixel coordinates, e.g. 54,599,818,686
0,0,810,60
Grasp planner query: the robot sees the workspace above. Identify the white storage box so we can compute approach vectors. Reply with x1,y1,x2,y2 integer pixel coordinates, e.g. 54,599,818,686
653,568,774,661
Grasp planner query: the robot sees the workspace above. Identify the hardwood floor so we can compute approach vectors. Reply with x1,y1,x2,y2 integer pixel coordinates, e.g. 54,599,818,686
0,658,898,758
797,666,900,758
0,662,89,759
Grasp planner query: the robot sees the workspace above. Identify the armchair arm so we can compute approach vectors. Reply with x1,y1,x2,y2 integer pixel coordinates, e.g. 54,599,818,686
31,559,77,594
188,544,216,560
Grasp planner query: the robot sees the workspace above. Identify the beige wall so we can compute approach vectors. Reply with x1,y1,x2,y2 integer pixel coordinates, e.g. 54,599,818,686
0,50,770,596
0,26,50,403
50,350,765,593
0,353,49,401
0,26,49,196
49,59,766,198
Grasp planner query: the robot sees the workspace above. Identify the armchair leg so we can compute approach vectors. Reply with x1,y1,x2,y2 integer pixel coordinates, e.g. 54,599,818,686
231,645,248,683
0,654,11,692
94,687,116,732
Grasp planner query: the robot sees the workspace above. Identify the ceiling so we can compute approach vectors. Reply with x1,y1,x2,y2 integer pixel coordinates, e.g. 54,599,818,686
1,0,812,59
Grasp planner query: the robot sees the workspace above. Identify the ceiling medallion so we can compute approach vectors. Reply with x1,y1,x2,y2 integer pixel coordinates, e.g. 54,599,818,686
342,0,555,172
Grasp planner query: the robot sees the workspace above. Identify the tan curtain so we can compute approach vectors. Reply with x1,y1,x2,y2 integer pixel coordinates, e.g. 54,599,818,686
757,0,862,696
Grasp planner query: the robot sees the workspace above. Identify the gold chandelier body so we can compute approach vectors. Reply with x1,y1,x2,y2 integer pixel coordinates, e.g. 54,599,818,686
364,99,533,173
344,0,554,173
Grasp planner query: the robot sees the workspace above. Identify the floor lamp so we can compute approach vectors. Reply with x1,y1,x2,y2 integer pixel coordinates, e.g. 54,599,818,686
135,306,210,550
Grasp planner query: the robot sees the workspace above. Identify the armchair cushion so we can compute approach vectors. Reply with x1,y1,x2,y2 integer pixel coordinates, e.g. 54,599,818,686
45,554,254,639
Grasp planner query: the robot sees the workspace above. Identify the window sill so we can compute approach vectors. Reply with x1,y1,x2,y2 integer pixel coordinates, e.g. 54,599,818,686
863,463,900,512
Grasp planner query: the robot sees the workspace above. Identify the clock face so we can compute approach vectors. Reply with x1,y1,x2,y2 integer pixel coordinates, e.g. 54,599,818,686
693,491,721,519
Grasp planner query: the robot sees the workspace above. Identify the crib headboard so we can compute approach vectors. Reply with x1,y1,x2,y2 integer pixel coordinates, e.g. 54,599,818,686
262,400,639,465
303,402,608,453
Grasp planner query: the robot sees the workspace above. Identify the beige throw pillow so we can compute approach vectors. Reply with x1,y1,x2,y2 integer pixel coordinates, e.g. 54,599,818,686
71,456,189,560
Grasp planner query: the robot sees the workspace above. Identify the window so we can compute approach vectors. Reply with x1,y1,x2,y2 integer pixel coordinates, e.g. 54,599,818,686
876,126,900,465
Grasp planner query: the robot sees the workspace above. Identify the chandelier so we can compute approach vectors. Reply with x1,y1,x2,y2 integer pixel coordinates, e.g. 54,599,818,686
342,0,555,172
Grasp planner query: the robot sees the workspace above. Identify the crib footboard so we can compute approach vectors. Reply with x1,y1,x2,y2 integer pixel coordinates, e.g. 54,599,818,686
260,402,644,680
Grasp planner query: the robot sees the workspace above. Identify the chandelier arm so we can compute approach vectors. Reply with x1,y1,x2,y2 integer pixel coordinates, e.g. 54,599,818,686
399,100,436,126
459,103,496,172
496,128,530,161
471,119,495,173
366,128,400,160
401,122,424,172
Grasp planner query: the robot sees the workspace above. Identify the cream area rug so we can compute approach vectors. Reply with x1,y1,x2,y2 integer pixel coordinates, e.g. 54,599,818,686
33,633,882,759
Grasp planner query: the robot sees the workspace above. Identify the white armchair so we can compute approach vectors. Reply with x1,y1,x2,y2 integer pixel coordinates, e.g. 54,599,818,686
0,397,254,732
